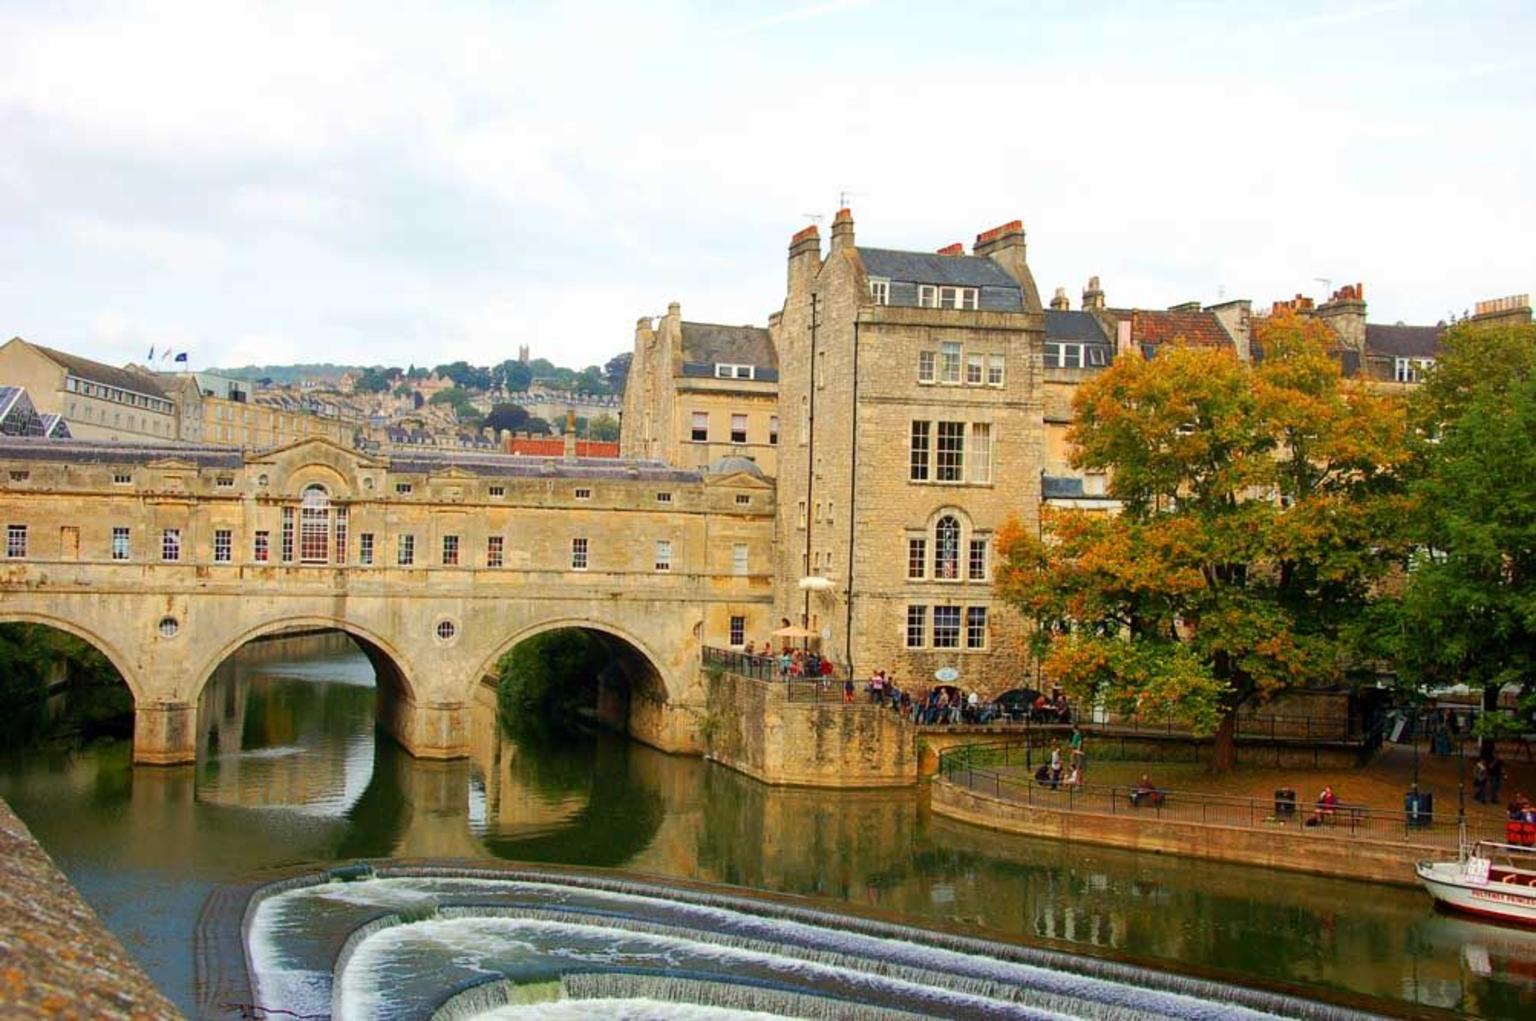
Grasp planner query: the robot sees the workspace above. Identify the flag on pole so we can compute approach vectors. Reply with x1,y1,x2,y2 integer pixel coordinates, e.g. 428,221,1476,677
174,352,188,363
161,348,171,361
146,345,155,361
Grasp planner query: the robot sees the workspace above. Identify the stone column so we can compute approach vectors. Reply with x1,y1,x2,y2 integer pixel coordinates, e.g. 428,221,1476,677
132,700,196,765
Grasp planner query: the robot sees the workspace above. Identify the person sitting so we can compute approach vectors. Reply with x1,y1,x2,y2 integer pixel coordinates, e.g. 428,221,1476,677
1064,764,1082,788
1306,784,1338,826
1130,774,1163,807
1510,791,1534,822
1034,763,1053,786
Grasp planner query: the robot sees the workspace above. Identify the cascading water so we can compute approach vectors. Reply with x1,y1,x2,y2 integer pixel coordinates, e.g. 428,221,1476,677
237,865,1390,1021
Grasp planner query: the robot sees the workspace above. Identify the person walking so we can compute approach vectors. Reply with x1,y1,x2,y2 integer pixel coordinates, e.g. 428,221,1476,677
1490,755,1507,804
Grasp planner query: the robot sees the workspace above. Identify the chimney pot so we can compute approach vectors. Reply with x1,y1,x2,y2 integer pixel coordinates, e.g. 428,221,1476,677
1050,287,1070,311
937,243,965,256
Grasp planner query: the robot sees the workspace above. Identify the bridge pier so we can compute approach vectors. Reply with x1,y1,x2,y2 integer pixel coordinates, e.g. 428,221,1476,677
132,701,196,766
382,698,471,760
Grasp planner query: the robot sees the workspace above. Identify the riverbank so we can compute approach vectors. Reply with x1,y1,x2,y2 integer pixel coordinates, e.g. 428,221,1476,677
930,741,1536,887
0,796,179,1019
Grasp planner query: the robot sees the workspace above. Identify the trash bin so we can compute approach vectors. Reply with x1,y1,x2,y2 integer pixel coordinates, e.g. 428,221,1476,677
1274,788,1296,817
1405,789,1433,827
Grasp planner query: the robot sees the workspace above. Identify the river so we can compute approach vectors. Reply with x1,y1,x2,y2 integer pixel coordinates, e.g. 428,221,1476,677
1,633,1532,1019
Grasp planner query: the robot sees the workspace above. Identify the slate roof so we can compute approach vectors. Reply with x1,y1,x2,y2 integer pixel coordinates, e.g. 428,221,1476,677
859,248,1020,290
0,437,242,466
1125,310,1232,348
32,344,169,398
679,322,777,371
1366,323,1442,359
1045,310,1111,344
0,435,700,482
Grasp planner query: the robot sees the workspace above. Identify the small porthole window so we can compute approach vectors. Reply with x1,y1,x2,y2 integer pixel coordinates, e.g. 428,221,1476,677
158,616,180,638
257,474,269,487
363,477,375,490
435,620,457,642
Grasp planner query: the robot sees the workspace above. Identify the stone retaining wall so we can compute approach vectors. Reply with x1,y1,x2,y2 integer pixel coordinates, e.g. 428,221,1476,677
705,671,915,787
0,796,180,1019
930,779,1431,887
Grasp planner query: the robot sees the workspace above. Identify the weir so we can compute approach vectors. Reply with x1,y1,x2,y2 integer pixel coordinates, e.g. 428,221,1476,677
235,865,1390,1021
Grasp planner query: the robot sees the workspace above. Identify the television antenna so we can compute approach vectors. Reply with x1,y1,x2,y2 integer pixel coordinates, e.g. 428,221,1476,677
838,188,859,208
1313,276,1333,296
801,213,823,226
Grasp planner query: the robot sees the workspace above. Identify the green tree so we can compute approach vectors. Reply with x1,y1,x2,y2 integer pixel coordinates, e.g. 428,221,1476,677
495,630,610,738
483,402,534,434
587,413,620,442
433,361,492,391
604,352,632,395
1388,321,1536,745
354,367,393,393
494,359,534,392
997,313,1411,769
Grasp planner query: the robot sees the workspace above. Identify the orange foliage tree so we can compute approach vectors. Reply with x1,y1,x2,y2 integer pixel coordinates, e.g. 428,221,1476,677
996,312,1411,769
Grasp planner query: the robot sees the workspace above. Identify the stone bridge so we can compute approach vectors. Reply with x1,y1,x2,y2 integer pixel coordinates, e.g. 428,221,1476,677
0,436,776,764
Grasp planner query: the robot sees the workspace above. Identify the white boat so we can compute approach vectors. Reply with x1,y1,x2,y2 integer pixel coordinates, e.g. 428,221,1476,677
1418,840,1536,927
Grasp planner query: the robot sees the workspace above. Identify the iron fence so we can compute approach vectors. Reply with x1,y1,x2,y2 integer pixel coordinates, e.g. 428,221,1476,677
937,740,1499,849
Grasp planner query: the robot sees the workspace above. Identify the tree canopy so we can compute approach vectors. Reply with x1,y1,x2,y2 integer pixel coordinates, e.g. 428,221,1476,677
1384,321,1536,729
996,312,1411,767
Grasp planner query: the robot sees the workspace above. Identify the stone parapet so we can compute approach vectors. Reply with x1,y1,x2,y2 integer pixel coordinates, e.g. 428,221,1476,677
0,797,180,1019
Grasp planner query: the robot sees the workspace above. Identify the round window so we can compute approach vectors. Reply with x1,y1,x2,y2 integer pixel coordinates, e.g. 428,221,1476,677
257,474,269,487
158,616,180,638
436,620,457,642
363,477,375,490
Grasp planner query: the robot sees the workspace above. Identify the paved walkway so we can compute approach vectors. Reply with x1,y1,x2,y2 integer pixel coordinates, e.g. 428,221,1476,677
1071,740,1535,825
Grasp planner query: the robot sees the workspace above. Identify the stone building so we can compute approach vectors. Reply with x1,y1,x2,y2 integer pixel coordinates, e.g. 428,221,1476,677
0,337,178,441
620,303,780,475
767,210,1045,693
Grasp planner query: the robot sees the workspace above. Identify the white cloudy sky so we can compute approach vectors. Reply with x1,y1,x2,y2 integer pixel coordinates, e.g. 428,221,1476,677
1,1,1532,372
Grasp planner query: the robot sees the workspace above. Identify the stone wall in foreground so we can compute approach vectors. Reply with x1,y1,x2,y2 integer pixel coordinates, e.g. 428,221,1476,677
0,797,180,1020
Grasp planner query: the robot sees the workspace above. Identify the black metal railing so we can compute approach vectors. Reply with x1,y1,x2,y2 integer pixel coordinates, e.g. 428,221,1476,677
701,647,866,705
936,740,1498,848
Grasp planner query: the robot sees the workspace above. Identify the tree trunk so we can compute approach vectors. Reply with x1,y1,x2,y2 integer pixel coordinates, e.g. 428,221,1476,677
1481,682,1500,761
1209,708,1238,773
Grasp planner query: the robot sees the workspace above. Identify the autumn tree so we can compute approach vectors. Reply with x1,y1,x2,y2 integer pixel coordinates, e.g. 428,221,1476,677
1385,321,1536,743
996,312,1411,769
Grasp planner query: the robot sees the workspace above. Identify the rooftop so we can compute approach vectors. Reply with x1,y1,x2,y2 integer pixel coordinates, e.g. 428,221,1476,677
26,341,169,398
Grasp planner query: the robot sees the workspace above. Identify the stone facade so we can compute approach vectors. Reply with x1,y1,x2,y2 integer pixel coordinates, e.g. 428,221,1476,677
770,212,1044,697
0,435,775,763
0,337,179,442
621,303,780,476
704,670,914,787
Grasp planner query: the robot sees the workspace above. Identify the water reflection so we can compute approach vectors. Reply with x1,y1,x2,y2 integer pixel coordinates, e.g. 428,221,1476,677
0,635,1533,1018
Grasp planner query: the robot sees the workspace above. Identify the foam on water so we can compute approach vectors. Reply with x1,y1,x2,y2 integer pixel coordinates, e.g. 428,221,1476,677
239,869,1386,1021
469,999,792,1020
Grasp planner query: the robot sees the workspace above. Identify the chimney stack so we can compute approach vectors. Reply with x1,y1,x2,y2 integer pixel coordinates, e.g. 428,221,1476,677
973,219,1042,311
1050,287,1070,311
936,243,964,256
1315,283,1366,354
1082,276,1105,311
1470,293,1533,328
787,224,822,298
830,207,855,252
563,408,577,460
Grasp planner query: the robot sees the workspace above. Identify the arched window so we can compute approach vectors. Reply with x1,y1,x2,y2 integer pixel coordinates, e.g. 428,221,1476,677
299,484,330,564
934,515,961,580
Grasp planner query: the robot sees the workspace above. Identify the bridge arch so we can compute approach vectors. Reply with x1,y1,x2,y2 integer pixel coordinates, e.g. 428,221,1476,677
470,615,690,750
189,615,418,713
0,610,145,703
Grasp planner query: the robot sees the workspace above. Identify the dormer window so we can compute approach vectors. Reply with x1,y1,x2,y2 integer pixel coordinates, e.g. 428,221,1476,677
918,285,978,310
714,364,755,380
1395,357,1433,383
868,279,890,305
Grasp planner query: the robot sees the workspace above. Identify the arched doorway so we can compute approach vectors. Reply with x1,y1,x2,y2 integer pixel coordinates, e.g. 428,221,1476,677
0,618,136,748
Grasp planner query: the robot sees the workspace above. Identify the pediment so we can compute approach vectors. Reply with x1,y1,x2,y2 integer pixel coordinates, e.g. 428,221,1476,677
705,470,774,490
244,435,386,470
